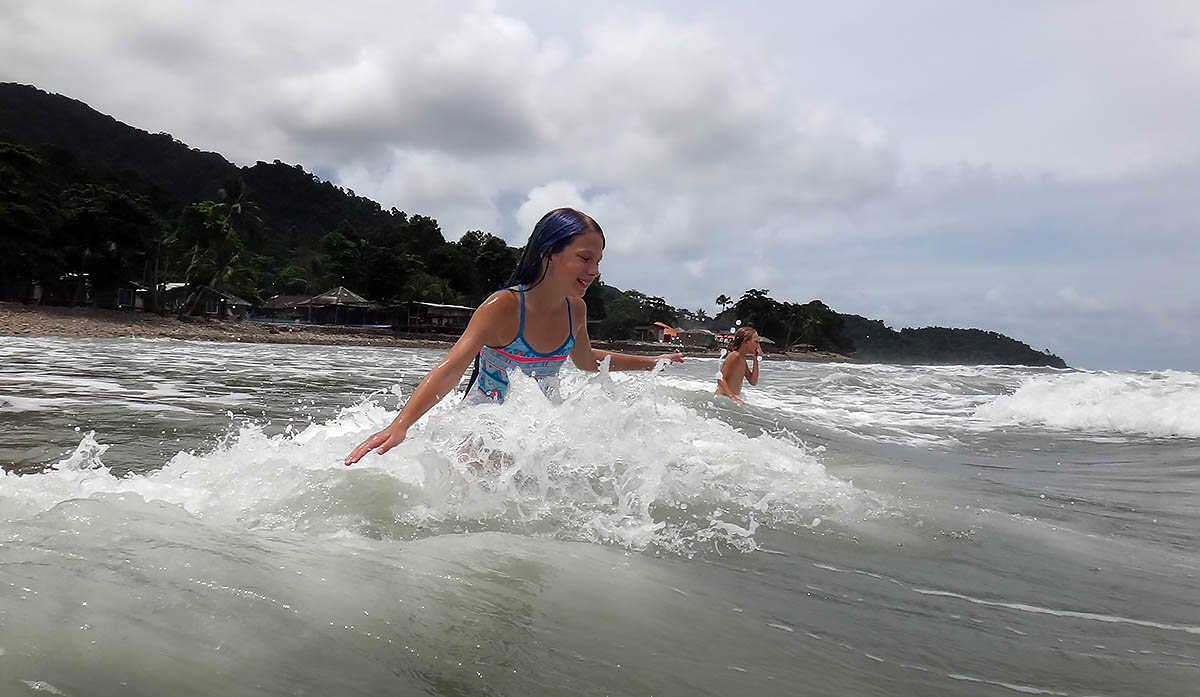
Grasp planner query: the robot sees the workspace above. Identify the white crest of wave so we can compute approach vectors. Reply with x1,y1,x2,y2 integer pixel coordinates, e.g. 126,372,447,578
0,366,879,554
974,370,1200,438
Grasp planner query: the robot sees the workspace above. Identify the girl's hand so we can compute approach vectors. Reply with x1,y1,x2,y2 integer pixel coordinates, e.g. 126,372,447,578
658,352,684,364
344,425,408,466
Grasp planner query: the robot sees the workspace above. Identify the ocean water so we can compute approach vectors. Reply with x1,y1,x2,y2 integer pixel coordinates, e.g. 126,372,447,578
1,336,1198,697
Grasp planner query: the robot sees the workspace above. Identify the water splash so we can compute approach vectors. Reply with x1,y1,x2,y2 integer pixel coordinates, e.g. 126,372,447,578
976,370,1200,438
1,366,879,555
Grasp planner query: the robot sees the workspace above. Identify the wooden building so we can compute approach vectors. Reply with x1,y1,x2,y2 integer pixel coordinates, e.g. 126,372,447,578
404,301,474,333
634,321,679,343
678,328,715,348
295,286,370,325
160,285,252,318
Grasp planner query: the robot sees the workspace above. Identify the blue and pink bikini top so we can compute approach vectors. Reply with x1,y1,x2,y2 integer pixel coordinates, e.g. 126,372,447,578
468,286,574,403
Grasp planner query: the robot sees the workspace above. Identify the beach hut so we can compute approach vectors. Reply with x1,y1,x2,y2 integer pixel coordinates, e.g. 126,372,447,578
404,301,475,334
96,281,148,311
37,272,91,306
678,328,715,348
160,285,252,318
256,294,310,322
296,286,370,325
635,321,678,343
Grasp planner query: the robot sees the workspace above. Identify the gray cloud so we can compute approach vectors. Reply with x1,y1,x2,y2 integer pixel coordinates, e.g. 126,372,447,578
1,0,1197,369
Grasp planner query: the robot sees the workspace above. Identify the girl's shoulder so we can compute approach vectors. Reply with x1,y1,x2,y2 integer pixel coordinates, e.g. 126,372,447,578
472,290,522,326
567,295,588,328
479,288,521,310
471,290,523,346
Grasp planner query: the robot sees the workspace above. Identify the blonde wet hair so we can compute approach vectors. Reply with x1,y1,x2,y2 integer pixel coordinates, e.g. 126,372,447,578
730,327,758,351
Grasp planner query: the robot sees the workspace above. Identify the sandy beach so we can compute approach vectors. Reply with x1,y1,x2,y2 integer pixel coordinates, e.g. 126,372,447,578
0,302,856,361
0,302,446,348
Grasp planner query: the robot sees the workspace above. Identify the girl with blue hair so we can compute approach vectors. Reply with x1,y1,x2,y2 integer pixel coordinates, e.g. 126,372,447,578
345,208,683,465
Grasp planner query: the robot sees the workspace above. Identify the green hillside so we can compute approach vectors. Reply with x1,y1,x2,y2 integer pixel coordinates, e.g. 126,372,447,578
0,82,1067,367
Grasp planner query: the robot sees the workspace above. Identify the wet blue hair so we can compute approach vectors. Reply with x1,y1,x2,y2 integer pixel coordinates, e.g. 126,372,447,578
505,208,605,290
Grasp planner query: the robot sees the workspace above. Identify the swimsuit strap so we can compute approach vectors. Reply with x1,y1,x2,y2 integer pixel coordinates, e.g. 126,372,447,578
565,297,573,341
510,285,573,354
516,284,527,340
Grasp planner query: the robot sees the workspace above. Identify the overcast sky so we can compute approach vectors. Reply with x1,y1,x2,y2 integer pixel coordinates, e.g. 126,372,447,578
3,0,1198,370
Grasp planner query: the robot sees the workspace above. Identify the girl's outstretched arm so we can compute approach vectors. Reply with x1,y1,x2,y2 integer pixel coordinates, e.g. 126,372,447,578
344,293,512,465
587,347,684,371
567,297,684,372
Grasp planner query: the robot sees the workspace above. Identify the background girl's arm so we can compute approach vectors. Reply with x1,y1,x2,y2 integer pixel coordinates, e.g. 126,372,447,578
746,348,761,386
567,297,683,372
344,294,510,465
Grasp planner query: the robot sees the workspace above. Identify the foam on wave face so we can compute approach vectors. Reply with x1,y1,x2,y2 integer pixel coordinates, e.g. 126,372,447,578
0,365,882,555
974,370,1200,438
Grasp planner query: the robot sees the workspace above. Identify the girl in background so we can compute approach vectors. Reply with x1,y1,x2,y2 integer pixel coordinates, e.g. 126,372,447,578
715,327,763,403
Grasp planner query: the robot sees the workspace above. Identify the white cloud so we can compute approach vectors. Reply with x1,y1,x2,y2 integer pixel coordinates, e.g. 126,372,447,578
1,0,1198,368
1048,287,1110,316
515,182,590,240
337,149,499,240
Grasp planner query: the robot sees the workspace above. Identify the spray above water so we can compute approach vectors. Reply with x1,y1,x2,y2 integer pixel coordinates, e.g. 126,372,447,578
975,370,1200,438
1,365,879,556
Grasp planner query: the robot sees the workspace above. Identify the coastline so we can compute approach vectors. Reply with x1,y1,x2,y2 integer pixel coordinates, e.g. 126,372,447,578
0,303,857,362
0,303,445,349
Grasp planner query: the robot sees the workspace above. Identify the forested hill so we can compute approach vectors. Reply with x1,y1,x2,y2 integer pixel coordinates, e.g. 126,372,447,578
0,82,1067,367
0,82,234,202
0,82,473,310
238,160,394,251
0,82,391,244
839,314,1067,368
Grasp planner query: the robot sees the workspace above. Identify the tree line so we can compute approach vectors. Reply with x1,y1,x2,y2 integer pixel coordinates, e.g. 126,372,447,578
0,82,1066,365
0,136,1066,364
0,138,518,313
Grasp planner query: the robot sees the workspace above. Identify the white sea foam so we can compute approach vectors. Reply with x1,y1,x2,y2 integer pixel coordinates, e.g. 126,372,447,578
912,588,1200,635
975,370,1200,438
721,362,1011,446
0,395,83,412
0,365,881,555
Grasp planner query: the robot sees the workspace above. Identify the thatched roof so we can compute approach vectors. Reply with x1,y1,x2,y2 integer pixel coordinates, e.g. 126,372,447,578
260,294,309,310
160,284,252,306
410,301,475,311
299,286,369,307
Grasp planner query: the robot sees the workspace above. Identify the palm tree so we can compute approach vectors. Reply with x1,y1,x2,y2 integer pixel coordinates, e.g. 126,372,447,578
213,175,262,246
177,201,255,316
174,177,265,316
146,222,177,314
716,294,732,312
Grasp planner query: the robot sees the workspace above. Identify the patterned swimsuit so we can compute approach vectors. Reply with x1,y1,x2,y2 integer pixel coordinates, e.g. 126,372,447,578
468,287,575,403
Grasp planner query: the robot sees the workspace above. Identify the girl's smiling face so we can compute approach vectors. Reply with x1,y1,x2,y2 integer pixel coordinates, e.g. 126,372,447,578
547,229,603,296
